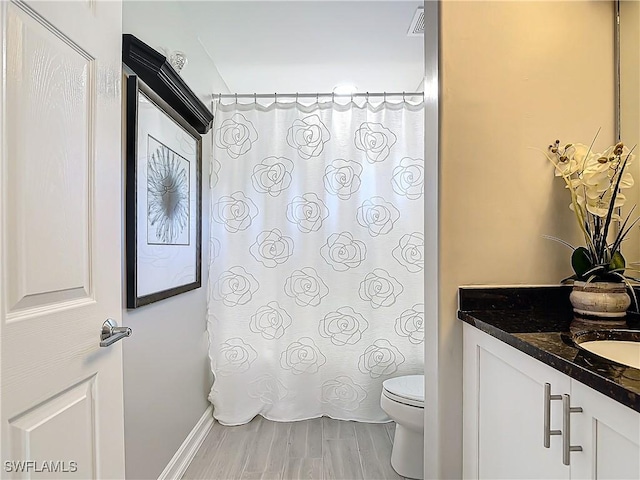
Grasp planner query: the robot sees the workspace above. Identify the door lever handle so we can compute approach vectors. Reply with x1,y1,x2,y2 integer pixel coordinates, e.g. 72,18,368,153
100,318,132,347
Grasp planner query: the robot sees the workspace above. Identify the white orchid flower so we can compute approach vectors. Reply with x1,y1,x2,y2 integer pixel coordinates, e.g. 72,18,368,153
553,143,590,177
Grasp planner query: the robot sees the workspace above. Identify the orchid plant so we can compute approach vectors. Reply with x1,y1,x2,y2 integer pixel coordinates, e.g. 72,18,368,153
546,137,639,289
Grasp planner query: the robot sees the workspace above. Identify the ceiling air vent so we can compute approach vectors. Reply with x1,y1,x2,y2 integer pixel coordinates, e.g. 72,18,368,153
407,7,424,36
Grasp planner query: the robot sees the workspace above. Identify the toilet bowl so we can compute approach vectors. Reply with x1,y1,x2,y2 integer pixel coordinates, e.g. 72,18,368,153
380,374,424,480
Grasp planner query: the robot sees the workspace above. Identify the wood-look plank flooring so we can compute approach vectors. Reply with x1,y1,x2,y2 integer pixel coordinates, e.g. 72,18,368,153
183,417,407,480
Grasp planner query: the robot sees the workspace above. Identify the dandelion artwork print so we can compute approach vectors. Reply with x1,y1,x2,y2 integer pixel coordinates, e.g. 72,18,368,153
146,137,190,246
125,74,203,308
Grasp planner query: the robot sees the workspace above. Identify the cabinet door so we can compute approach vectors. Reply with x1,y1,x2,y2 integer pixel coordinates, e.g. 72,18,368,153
570,380,640,480
463,324,571,480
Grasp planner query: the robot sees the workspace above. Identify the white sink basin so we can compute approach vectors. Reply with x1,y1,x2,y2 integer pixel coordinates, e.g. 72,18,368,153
579,340,640,369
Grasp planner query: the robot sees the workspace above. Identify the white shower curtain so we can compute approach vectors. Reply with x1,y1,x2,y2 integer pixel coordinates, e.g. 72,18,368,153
207,98,424,425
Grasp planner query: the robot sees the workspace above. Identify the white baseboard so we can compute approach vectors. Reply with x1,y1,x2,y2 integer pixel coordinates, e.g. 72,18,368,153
157,405,214,480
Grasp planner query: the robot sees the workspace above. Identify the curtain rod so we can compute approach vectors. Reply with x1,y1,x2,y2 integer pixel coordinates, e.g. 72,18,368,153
212,91,424,100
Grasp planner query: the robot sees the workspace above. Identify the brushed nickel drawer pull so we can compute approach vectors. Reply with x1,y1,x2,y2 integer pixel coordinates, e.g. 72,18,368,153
544,383,562,448
562,394,583,465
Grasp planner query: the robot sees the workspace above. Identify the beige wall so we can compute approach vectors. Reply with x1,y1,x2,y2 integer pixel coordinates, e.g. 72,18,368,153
121,2,229,479
436,2,615,477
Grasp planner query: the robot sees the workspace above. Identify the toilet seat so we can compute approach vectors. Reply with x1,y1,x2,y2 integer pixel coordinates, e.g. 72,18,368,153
382,375,424,408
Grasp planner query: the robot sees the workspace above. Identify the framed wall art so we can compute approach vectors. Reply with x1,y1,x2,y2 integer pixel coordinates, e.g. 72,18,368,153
123,34,212,308
125,74,203,308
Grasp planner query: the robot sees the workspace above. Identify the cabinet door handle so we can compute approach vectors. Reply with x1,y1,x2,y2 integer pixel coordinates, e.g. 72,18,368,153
562,394,583,465
544,383,562,448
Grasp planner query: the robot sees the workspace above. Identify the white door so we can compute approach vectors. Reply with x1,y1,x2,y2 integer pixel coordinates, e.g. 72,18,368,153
0,1,125,478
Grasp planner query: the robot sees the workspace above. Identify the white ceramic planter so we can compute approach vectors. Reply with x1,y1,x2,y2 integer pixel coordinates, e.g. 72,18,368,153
569,281,631,318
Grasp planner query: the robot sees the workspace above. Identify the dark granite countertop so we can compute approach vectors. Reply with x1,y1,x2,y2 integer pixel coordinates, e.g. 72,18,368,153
458,286,640,413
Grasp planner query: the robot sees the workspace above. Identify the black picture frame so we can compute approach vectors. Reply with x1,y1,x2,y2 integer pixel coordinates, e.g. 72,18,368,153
125,74,203,308
123,34,213,134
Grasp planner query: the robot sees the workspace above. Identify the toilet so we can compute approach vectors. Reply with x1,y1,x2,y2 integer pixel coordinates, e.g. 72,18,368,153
380,374,424,480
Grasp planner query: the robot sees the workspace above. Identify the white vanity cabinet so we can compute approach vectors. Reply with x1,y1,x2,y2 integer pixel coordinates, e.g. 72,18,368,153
570,380,640,480
463,324,571,479
463,323,640,480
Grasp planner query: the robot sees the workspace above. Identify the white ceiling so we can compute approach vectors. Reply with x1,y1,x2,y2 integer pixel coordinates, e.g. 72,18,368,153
123,1,424,95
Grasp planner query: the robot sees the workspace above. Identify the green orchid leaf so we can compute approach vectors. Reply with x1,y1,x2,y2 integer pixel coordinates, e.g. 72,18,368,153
571,247,592,278
542,235,575,250
609,251,626,274
612,273,639,313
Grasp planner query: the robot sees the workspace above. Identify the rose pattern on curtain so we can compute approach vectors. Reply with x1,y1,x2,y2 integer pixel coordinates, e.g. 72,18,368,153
208,101,424,424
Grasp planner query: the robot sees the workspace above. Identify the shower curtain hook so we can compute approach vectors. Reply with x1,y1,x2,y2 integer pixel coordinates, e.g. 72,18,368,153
254,93,257,104
332,92,335,103
350,92,354,103
366,92,370,104
235,93,238,104
316,93,319,104
383,92,387,103
296,92,299,104
274,93,278,104
402,91,406,102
